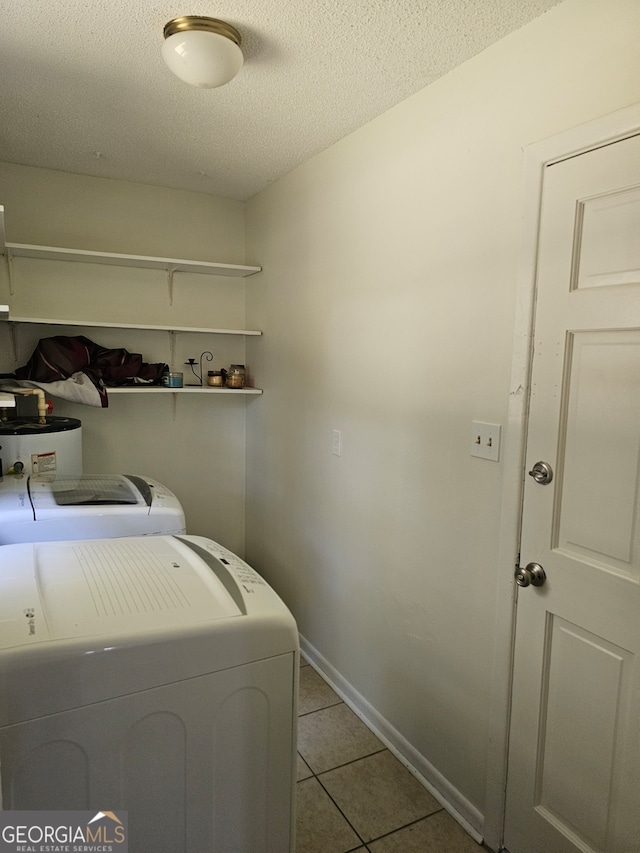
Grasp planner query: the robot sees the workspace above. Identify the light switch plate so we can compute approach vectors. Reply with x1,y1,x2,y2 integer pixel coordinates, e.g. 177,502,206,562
470,421,501,461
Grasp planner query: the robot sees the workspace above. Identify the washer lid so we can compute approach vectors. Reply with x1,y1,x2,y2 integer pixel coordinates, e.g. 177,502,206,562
0,536,242,650
30,474,149,515
0,535,298,724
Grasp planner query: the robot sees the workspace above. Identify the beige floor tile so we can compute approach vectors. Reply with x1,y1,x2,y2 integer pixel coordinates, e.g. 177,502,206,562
319,750,441,843
295,777,362,853
299,665,342,715
297,753,313,781
298,703,385,774
367,810,484,852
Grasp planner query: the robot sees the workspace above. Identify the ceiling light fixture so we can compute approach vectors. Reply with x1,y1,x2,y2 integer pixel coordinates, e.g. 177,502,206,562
162,16,243,89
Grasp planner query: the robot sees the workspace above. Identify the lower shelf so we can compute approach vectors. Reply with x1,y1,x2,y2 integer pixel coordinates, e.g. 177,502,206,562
107,386,262,395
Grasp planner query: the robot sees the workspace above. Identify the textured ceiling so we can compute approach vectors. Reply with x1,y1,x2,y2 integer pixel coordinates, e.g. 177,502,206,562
0,0,563,201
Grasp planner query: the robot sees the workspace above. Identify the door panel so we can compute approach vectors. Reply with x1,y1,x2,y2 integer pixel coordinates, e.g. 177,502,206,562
536,616,633,851
557,331,640,574
574,187,640,290
504,133,640,853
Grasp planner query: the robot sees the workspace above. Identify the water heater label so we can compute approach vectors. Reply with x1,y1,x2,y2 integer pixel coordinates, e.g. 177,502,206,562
31,451,56,473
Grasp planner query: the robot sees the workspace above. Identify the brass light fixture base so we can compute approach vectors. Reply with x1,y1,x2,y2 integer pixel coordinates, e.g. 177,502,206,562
163,16,241,47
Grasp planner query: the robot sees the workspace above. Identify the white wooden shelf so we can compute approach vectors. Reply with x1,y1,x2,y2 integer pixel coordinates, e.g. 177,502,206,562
0,205,264,400
4,243,261,276
0,205,261,280
108,386,262,396
7,316,262,336
0,206,263,334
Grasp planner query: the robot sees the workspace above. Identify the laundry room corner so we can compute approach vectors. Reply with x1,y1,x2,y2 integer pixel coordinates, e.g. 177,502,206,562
0,163,255,555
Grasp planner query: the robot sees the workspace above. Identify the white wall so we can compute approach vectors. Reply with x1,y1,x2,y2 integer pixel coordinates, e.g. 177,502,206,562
0,164,253,553
244,0,640,836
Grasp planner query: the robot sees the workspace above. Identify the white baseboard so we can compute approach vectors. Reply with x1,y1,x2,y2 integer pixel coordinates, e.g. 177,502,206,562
299,634,485,845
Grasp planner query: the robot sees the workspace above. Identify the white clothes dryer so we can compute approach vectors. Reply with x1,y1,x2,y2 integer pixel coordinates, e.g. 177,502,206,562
0,534,299,853
0,473,186,544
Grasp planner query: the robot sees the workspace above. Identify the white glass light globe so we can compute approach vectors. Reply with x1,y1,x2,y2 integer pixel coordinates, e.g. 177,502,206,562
162,29,243,89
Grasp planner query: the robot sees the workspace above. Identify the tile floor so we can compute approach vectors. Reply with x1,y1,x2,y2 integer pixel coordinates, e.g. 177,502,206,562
296,657,489,853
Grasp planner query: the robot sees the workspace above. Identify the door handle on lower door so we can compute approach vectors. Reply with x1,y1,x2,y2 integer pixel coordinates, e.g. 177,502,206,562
528,461,553,484
515,562,547,588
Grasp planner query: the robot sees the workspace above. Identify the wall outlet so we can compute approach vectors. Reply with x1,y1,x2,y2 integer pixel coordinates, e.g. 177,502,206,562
470,421,501,461
332,429,342,457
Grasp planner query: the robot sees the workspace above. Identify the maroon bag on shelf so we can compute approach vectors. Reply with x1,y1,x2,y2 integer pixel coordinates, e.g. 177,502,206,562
15,335,168,408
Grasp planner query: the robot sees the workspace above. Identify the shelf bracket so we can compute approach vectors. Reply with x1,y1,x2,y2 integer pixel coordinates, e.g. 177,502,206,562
7,321,18,364
167,267,176,306
4,249,14,297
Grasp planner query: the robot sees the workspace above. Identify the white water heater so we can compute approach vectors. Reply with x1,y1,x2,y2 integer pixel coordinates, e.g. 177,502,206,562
0,417,82,475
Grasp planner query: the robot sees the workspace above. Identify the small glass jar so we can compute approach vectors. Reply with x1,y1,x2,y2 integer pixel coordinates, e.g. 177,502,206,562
226,364,246,389
207,370,225,387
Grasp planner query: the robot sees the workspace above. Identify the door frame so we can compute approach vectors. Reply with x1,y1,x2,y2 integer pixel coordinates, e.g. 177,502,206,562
482,101,640,853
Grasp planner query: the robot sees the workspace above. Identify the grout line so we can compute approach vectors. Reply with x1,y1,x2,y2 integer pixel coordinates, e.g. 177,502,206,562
295,773,367,851
311,746,388,777
296,747,391,850
310,767,445,851
296,742,388,781
313,773,367,850
297,698,344,717
359,809,447,848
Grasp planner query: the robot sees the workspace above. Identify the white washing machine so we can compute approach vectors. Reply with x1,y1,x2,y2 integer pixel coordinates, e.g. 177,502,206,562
0,534,299,853
0,473,186,543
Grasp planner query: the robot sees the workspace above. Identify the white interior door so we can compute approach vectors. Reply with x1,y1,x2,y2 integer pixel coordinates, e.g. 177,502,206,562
503,133,640,853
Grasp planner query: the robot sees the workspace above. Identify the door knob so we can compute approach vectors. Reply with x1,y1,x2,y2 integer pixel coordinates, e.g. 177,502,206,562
528,461,553,485
515,562,546,588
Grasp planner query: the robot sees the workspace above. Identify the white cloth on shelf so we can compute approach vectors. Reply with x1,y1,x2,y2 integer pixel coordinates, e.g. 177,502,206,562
7,372,103,407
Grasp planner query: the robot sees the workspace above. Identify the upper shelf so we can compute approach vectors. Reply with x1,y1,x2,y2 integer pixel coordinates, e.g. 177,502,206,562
0,207,261,278
4,243,262,277
6,315,262,336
